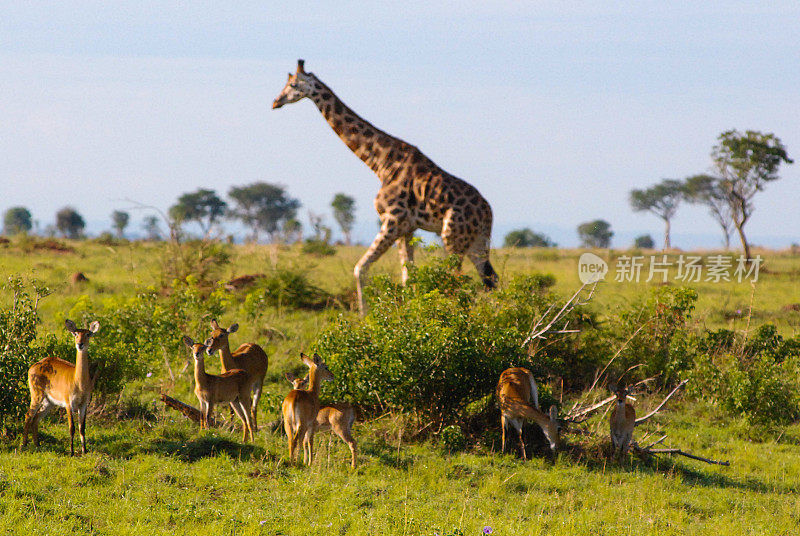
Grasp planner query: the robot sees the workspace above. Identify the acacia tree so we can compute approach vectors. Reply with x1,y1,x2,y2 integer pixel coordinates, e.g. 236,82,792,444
3,207,32,235
169,189,227,238
331,193,356,245
577,220,613,248
228,182,300,242
55,207,85,239
634,234,655,249
711,130,793,259
111,210,130,239
683,174,733,249
629,179,683,249
503,228,556,248
142,215,163,241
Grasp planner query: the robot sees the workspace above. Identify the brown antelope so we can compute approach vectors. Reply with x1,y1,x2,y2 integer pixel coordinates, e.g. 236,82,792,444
23,319,100,455
281,353,334,465
285,372,357,468
183,336,254,442
496,367,560,458
204,319,268,430
610,385,636,459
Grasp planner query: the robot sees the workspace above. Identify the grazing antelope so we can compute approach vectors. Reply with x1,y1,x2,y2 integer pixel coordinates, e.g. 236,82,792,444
496,367,560,458
282,353,334,465
285,373,357,468
204,319,268,430
610,385,636,459
183,336,254,442
23,319,100,455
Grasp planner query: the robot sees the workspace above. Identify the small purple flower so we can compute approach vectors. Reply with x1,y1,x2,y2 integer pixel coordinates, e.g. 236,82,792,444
146,372,153,378
259,520,267,526
483,527,493,535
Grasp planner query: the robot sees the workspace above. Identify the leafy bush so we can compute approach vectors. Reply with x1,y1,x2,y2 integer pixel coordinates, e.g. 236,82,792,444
242,266,333,314
159,239,231,288
301,238,336,256
66,276,231,395
315,256,577,426
0,278,46,431
690,324,800,425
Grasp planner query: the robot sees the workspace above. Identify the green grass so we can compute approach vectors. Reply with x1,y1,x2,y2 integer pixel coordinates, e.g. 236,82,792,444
1,238,800,534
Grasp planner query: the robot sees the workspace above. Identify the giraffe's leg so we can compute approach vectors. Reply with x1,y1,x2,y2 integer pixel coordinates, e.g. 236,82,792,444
354,220,404,314
467,233,498,289
440,215,468,267
397,234,415,285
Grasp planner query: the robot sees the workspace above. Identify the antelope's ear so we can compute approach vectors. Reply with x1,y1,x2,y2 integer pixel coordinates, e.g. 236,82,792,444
65,319,78,333
88,321,100,334
313,352,322,365
285,372,297,384
228,323,239,333
549,405,559,421
210,319,220,330
183,335,194,348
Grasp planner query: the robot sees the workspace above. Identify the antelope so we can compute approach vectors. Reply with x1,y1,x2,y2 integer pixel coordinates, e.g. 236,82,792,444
610,385,636,459
23,319,100,455
496,367,560,458
183,336,254,442
281,353,334,465
285,372,357,468
204,319,268,430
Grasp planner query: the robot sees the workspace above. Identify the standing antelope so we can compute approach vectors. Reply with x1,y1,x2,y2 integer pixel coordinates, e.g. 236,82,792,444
282,353,334,465
23,319,100,455
285,373,357,468
183,336,254,442
204,319,268,430
496,367,560,458
610,385,636,459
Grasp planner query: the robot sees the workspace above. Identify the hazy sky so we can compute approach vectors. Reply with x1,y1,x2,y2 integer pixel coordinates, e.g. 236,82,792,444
2,2,798,248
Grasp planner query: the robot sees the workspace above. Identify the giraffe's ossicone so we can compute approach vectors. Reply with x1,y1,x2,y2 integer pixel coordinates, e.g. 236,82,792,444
273,59,498,313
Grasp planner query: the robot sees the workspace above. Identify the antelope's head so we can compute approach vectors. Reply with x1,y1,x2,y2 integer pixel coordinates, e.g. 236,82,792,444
301,352,334,382
542,405,561,452
272,59,318,109
183,336,208,363
65,319,100,351
204,319,238,355
284,372,309,390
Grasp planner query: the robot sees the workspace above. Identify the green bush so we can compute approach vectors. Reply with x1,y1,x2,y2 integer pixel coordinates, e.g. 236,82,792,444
315,256,577,426
0,278,45,431
690,325,800,425
242,266,332,314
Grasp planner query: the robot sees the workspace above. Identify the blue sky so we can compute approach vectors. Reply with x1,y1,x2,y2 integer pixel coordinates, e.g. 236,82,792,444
1,2,798,248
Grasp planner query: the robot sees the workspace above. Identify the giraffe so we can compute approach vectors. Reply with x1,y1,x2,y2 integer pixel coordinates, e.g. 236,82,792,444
272,60,498,313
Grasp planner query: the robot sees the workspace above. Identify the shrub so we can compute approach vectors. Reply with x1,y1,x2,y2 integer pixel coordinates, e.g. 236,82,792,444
315,256,579,427
0,278,47,432
242,266,333,314
301,238,336,256
690,325,800,425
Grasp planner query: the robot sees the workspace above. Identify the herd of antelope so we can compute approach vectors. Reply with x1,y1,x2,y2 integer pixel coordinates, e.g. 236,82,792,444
21,318,638,464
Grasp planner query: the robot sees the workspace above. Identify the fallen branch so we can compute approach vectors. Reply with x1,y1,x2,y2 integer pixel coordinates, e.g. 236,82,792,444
634,445,729,466
523,281,597,350
566,376,657,423
635,379,688,425
160,394,214,426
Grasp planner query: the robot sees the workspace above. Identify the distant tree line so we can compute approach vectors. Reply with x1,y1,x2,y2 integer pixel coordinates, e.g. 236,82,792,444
2,182,357,246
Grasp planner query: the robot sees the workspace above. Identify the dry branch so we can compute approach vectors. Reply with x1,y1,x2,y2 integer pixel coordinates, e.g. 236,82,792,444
634,444,729,466
565,376,657,423
523,281,597,353
635,379,688,425
160,394,215,426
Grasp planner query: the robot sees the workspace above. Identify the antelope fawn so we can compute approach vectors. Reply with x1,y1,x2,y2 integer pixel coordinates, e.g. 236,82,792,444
183,336,254,442
285,372,357,468
282,353,333,465
23,319,100,455
610,385,636,459
204,320,268,431
496,367,560,457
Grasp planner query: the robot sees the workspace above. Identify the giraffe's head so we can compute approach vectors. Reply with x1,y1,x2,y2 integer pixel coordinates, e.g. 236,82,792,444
272,59,317,109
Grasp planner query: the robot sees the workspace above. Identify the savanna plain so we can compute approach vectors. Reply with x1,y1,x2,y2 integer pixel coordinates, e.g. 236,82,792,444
1,237,799,536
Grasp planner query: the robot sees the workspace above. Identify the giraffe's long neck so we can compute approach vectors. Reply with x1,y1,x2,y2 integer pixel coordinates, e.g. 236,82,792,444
309,78,419,183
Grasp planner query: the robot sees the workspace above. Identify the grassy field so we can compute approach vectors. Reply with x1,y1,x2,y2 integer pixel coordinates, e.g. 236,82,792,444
1,238,799,535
